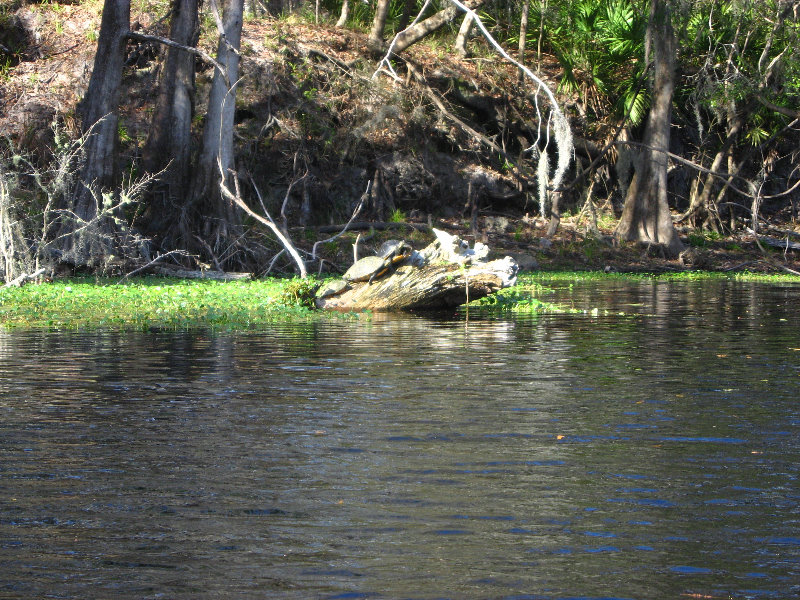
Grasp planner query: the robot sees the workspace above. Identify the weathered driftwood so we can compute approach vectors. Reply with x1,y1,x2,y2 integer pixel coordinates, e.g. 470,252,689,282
746,228,800,251
316,228,518,311
4,267,47,288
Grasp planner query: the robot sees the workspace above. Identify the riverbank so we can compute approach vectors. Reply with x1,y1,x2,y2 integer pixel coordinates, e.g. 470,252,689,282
2,3,798,282
2,270,798,329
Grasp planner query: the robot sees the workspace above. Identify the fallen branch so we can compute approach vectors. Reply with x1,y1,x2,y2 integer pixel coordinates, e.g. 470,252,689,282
746,227,800,250
117,249,194,283
4,268,46,288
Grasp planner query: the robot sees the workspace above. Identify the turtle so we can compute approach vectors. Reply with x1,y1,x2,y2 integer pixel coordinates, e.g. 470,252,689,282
378,239,413,262
315,279,350,299
343,240,413,283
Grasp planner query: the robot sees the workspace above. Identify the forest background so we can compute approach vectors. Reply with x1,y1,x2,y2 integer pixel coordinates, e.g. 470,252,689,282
0,0,798,283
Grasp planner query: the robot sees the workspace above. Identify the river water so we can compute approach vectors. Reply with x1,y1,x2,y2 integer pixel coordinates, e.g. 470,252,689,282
1,279,798,599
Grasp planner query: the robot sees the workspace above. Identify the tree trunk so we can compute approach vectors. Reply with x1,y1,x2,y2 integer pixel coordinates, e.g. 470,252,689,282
391,0,488,55
189,0,244,258
517,0,529,81
397,0,416,32
141,0,199,240
59,0,130,266
335,0,350,27
536,0,546,70
454,13,474,57
615,0,683,257
368,0,392,52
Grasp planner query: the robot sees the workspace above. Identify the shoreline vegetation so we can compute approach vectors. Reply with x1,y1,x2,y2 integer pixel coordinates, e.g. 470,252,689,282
1,270,798,330
1,1,798,288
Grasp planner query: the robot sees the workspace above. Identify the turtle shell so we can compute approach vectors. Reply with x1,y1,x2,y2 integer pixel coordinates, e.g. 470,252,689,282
343,255,390,282
379,239,412,260
315,279,350,298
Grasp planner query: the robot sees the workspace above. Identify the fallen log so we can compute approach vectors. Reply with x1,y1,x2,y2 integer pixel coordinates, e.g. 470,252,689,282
315,228,518,311
4,267,47,287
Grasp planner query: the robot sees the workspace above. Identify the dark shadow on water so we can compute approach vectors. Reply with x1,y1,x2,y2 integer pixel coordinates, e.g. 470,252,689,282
1,280,798,599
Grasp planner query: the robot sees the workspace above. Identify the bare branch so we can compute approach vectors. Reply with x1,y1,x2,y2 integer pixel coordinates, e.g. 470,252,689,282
215,157,307,277
757,95,800,119
125,30,231,88
310,181,370,261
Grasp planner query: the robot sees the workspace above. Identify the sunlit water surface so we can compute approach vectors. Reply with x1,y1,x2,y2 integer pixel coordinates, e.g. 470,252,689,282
1,279,798,599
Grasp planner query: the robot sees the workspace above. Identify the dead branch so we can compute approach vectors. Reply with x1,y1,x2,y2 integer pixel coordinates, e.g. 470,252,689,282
4,267,46,287
126,31,230,88
310,181,369,261
217,160,307,277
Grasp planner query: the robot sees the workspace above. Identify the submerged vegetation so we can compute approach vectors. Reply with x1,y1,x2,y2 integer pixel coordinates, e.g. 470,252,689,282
1,270,797,330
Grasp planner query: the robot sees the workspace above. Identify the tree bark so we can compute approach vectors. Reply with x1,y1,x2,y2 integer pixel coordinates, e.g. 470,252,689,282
368,0,392,52
335,0,350,27
59,0,130,265
189,0,244,256
454,13,474,56
517,0,529,81
390,0,488,55
615,0,683,257
141,0,199,238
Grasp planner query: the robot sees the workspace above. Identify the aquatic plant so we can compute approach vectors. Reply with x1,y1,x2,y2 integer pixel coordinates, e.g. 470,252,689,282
0,277,324,329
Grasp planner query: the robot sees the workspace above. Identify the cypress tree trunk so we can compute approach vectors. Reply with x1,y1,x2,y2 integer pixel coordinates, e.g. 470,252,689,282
615,0,683,257
141,0,199,241
189,0,244,259
59,0,130,266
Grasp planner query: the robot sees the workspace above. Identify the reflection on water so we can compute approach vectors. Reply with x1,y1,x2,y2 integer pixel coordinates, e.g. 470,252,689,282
1,280,798,599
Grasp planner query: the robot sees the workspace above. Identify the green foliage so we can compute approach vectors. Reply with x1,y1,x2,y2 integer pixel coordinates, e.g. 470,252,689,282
547,0,649,124
277,277,321,310
388,208,407,223
681,0,800,153
0,278,324,329
687,229,722,248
